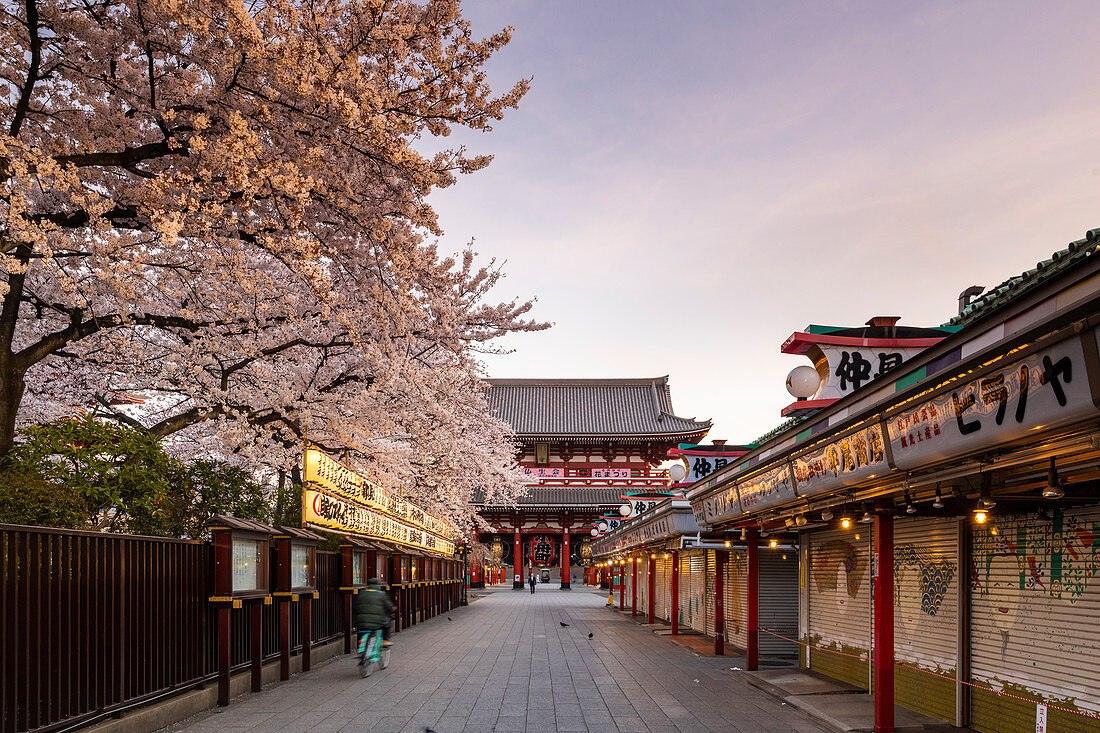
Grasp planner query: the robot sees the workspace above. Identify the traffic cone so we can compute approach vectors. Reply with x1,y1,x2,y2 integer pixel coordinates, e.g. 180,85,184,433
606,588,614,606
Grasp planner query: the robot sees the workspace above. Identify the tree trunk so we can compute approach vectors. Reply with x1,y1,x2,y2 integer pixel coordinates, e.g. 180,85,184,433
0,364,25,457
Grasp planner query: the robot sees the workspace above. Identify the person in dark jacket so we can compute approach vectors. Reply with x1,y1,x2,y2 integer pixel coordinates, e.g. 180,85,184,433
353,578,394,646
528,573,536,594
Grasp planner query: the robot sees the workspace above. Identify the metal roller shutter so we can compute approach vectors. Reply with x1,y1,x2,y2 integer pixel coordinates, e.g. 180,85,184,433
704,551,716,637
807,526,872,688
680,551,706,632
970,505,1100,732
893,517,959,723
638,558,648,612
656,555,672,622
759,548,799,658
724,549,748,651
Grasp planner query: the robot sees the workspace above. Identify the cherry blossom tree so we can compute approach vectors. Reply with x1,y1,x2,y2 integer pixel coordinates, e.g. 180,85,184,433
1,0,540,524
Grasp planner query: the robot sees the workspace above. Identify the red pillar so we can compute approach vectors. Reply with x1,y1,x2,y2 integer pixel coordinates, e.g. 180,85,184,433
715,550,726,656
631,559,638,617
561,528,572,589
670,551,680,635
647,554,656,623
513,528,524,590
874,514,895,732
619,563,626,610
747,529,759,671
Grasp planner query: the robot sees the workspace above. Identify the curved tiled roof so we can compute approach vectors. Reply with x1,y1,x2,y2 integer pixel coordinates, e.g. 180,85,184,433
947,229,1100,327
486,376,711,437
470,486,625,506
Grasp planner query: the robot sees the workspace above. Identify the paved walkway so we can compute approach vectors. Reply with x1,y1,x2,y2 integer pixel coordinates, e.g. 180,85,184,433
166,587,830,733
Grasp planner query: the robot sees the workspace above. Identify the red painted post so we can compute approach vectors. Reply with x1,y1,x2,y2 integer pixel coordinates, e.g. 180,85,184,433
671,551,680,635
647,554,656,623
715,550,726,656
340,543,353,654
631,559,638,617
874,514,895,732
513,528,523,589
747,529,759,671
211,527,232,707
561,528,571,589
619,563,626,610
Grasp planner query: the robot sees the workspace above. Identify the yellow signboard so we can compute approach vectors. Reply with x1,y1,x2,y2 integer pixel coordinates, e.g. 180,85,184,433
302,447,456,554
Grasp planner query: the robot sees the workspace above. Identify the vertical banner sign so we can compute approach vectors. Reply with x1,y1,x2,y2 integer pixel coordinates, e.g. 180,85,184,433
1035,703,1047,733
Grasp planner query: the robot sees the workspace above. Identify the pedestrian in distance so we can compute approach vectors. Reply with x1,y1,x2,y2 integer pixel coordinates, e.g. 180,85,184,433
353,578,395,648
528,573,536,594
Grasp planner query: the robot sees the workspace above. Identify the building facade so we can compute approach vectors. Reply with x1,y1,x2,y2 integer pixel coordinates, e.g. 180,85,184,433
471,377,710,589
594,231,1100,733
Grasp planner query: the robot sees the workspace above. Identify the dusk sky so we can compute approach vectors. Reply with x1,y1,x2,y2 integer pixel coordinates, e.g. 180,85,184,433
428,1,1100,443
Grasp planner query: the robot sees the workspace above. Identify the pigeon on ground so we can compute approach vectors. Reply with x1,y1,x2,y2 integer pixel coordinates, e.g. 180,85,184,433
559,621,570,627
587,632,593,638
447,617,453,621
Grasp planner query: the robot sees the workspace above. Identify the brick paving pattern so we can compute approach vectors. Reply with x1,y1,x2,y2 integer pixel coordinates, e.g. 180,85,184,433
165,587,829,733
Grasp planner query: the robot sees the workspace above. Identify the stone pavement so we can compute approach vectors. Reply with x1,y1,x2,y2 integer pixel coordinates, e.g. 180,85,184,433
164,587,831,733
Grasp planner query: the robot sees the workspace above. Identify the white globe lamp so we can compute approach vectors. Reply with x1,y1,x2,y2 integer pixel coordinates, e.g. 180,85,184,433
786,365,821,400
619,503,632,517
597,522,608,532
668,463,687,483
590,528,598,536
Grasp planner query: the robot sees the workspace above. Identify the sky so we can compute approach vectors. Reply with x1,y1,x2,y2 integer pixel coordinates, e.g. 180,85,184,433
425,0,1100,444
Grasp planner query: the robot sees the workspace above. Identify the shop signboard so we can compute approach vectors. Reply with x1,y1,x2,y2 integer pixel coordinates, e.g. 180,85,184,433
736,463,797,513
792,422,890,500
692,484,741,526
302,488,456,555
886,331,1100,470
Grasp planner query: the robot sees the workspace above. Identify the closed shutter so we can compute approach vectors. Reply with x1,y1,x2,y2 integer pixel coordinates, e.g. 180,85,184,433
656,555,672,621
704,551,716,637
970,505,1100,731
893,517,959,722
724,549,748,650
807,526,872,688
759,548,799,657
638,559,648,612
679,551,706,632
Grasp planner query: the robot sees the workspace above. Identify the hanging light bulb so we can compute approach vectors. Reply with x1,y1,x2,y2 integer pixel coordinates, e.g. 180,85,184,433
904,491,916,514
821,508,833,521
739,527,747,541
769,539,778,548
795,514,808,527
840,516,852,529
1043,457,1065,499
932,487,944,509
860,508,874,523
724,540,731,548
974,510,988,524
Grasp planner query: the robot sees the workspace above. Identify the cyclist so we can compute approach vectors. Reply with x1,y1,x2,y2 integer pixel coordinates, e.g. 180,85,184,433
353,578,394,652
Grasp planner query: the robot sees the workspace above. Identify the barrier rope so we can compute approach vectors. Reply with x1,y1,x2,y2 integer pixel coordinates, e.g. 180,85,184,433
756,627,1100,722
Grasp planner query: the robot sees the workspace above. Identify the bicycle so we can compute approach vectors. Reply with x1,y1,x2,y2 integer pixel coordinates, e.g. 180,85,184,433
356,628,391,678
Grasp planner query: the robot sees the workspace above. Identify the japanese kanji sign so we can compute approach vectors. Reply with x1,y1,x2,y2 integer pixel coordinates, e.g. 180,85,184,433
792,423,890,499
686,454,734,481
817,345,927,400
886,330,1099,470
737,463,797,512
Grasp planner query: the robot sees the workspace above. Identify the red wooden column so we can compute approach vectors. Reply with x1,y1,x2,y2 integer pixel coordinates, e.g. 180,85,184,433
670,551,680,635
631,559,638,617
560,527,572,589
619,563,626,610
647,554,656,623
874,513,896,733
747,529,759,671
714,549,726,656
513,528,524,589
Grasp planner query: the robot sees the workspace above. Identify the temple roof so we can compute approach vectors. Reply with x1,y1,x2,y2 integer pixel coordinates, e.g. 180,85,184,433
486,376,711,439
470,486,625,507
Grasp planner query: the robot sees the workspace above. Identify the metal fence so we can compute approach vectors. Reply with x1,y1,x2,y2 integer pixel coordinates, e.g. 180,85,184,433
0,524,344,733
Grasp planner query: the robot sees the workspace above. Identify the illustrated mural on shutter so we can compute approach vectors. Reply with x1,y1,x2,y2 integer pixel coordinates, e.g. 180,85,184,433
759,550,799,657
970,506,1100,732
893,516,959,723
807,526,872,688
